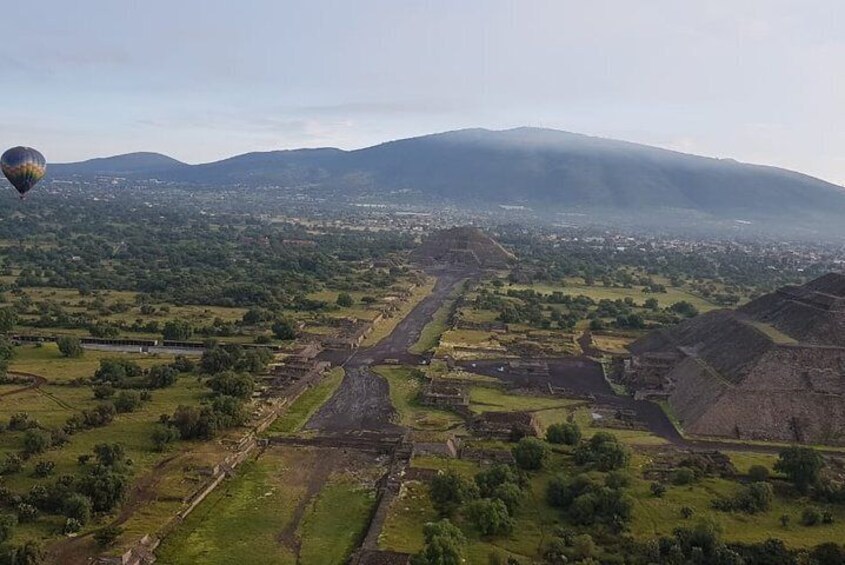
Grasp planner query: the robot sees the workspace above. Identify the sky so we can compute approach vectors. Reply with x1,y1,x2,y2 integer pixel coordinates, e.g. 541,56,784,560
2,0,845,184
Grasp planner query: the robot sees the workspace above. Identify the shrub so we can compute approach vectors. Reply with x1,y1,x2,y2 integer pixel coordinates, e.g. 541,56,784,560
681,506,695,519
672,467,696,486
1,454,23,475
113,390,142,413
775,446,824,494
22,429,51,457
8,412,35,431
56,336,84,358
546,422,581,445
151,424,180,452
94,525,124,548
16,503,38,523
801,507,822,526
33,461,54,478
650,482,667,498
63,518,82,534
605,470,631,489
747,464,770,482
147,365,178,389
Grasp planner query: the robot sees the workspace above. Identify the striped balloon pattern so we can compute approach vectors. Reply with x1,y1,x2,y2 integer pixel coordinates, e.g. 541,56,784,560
1,146,46,198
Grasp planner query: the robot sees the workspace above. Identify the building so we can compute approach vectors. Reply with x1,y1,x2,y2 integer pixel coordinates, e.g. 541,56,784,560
470,411,541,440
628,273,845,445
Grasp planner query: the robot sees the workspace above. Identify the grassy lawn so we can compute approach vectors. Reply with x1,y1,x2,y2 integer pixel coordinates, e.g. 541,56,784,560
156,449,307,565
468,386,581,414
298,479,376,565
266,368,344,434
374,366,464,431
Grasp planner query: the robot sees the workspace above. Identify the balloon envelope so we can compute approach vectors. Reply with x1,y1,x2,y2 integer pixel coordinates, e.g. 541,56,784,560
1,147,46,197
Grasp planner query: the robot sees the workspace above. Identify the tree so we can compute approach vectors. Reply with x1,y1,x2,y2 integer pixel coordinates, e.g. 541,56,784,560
147,364,179,388
429,469,478,516
0,308,17,333
162,320,192,341
56,336,83,358
62,493,92,524
271,317,297,340
78,467,129,512
573,431,630,471
474,464,522,498
336,292,354,307
512,438,548,470
466,498,514,537
492,482,523,514
415,519,465,565
546,422,581,445
774,446,824,494
93,443,126,468
207,372,254,399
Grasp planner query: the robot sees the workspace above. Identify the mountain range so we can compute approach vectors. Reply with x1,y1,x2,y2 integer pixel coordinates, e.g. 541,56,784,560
49,127,845,228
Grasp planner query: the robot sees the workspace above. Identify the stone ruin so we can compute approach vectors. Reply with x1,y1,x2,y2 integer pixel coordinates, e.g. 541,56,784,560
626,272,845,445
411,226,516,268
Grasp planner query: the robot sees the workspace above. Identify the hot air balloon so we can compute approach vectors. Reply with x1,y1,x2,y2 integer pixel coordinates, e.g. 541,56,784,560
1,146,46,198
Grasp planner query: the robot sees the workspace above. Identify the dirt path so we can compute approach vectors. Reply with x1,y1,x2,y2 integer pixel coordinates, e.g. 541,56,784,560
0,371,47,397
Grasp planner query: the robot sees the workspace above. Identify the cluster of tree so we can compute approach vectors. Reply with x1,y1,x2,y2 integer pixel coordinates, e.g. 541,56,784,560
0,443,130,562
429,463,529,538
0,191,414,324
547,471,634,531
572,431,630,471
474,285,700,333
198,344,272,375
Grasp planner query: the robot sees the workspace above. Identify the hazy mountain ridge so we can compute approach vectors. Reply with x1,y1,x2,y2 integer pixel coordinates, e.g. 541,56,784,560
49,128,845,220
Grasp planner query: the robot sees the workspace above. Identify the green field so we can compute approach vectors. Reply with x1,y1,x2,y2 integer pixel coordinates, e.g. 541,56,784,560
9,343,177,382
298,479,376,564
157,447,377,565
156,450,304,565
